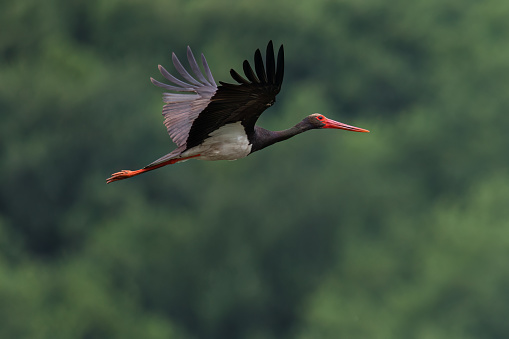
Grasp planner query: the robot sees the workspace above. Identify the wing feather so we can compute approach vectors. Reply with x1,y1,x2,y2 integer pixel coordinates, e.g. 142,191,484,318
172,52,202,86
158,65,196,89
266,41,276,84
254,49,267,84
150,78,192,92
275,45,284,86
243,60,260,84
187,46,211,85
230,69,250,85
202,54,217,87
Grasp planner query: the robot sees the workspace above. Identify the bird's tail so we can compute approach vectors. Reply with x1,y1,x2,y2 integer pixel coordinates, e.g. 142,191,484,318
106,153,200,184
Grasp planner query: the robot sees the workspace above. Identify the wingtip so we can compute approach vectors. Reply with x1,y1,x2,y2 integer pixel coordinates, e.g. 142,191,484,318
267,40,283,50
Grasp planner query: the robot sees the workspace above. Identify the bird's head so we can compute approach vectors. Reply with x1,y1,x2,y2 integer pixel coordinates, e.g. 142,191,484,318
303,113,370,132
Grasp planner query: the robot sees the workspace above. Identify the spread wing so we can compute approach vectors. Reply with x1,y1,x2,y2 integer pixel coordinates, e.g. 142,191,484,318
151,41,284,151
185,41,284,149
150,47,218,148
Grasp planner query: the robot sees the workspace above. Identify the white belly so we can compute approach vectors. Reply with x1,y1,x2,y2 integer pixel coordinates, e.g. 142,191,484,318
181,122,252,161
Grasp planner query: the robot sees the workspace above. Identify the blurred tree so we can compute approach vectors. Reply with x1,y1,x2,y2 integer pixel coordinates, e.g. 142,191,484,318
1,0,509,338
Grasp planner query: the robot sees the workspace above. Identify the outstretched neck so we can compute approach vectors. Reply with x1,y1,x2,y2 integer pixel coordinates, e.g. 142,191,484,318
250,121,312,153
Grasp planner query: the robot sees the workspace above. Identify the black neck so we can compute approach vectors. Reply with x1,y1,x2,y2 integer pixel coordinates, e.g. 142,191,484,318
249,121,313,153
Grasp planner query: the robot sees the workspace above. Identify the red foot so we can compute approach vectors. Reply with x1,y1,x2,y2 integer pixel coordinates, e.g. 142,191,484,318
106,154,201,184
106,169,143,184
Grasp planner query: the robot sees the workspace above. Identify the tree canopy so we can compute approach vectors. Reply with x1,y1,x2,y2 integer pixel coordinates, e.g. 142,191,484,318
1,0,509,338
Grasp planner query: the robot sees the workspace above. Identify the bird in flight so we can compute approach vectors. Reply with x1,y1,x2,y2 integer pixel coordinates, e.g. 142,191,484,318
106,41,369,183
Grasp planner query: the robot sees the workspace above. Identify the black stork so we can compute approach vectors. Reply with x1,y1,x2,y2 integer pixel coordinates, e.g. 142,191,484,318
107,41,369,183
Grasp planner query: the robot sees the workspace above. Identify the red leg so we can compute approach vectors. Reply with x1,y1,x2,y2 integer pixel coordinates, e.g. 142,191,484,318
106,154,200,184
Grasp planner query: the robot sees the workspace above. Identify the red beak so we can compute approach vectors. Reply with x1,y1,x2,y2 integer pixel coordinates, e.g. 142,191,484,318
323,118,370,133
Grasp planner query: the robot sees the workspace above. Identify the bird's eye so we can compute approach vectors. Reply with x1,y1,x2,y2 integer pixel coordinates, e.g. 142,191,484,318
317,115,324,120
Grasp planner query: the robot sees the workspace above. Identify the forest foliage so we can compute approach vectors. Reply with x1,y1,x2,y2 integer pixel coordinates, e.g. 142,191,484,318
1,0,509,338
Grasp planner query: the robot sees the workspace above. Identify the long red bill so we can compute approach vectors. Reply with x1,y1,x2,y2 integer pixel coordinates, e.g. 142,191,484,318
323,118,370,133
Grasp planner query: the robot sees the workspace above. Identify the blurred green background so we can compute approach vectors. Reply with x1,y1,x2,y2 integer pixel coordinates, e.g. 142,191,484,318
2,0,509,338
